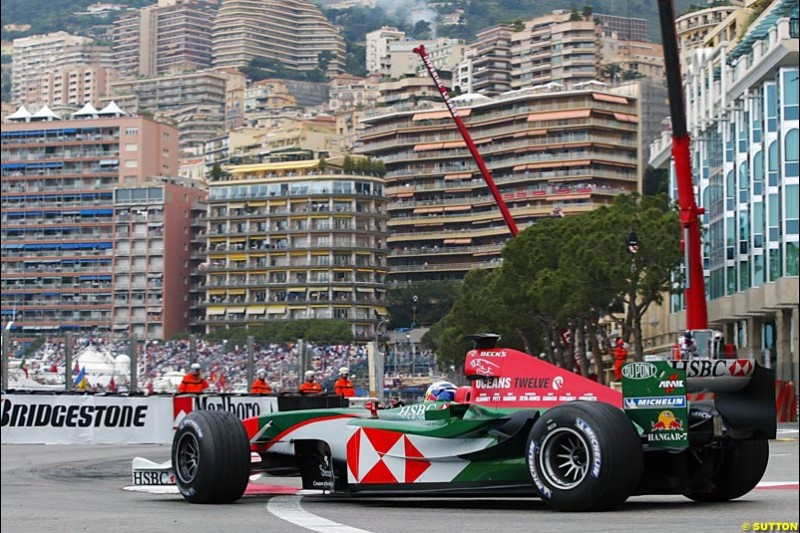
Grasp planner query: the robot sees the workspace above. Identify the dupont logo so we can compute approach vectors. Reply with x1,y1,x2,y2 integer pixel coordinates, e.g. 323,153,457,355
622,363,658,380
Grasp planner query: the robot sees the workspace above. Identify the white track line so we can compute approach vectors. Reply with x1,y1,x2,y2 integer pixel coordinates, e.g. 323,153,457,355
267,495,375,533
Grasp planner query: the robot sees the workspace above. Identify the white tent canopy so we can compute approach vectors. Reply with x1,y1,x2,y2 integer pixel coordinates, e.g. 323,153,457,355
98,101,125,117
73,102,99,118
7,106,32,121
31,104,61,121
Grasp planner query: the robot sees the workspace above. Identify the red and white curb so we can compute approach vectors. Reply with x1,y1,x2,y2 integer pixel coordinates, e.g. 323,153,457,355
756,481,799,490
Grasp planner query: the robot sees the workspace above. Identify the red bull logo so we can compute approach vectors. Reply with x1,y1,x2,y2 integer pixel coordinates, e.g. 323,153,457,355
651,410,684,431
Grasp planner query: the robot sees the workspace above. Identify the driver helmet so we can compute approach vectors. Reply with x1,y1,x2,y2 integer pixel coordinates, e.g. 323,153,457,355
304,370,315,380
339,367,350,376
257,368,267,377
190,363,201,372
424,381,457,402
684,330,693,339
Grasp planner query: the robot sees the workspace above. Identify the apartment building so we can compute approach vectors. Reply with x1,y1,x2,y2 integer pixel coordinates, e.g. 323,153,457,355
37,64,118,109
327,74,380,113
510,11,602,90
111,0,217,79
1,107,182,337
196,159,389,340
675,1,743,69
212,0,345,77
468,25,514,96
112,182,206,339
366,26,406,75
11,32,115,107
648,0,798,381
228,116,340,162
594,13,649,41
357,87,642,283
107,69,246,154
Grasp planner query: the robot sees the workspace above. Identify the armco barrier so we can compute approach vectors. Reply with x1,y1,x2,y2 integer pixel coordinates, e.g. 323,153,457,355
1,392,280,445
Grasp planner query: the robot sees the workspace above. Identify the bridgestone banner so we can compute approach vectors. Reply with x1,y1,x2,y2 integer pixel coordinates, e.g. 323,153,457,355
1,394,175,444
1,394,280,445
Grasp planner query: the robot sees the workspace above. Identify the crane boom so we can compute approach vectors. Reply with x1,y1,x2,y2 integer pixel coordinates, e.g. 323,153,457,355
413,45,519,237
657,0,709,330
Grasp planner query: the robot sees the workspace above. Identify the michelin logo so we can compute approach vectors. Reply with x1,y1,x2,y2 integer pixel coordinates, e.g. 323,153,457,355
624,396,687,409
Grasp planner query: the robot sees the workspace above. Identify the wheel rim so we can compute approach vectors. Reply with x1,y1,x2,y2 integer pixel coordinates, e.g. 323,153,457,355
538,427,590,490
175,433,200,484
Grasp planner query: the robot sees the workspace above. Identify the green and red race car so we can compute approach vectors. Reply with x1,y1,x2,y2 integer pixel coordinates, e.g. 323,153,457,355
146,334,775,511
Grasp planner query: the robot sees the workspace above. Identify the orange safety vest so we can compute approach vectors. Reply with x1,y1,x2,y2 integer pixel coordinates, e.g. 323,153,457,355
250,378,272,395
334,377,355,397
299,381,323,394
178,373,209,394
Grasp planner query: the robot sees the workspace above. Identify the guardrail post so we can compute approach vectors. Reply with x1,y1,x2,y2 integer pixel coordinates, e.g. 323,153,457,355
64,332,73,391
247,335,255,392
129,334,138,393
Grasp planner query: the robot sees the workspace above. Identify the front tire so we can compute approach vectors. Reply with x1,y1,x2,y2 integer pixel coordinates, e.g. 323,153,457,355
172,410,250,503
685,439,769,502
527,401,643,511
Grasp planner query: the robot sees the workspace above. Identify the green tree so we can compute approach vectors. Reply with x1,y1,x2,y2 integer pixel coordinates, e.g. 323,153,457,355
581,5,594,19
429,193,682,371
643,165,669,196
387,280,462,329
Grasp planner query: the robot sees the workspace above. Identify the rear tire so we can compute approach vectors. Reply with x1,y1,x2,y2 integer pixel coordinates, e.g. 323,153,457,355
685,439,769,502
172,410,250,503
527,401,643,511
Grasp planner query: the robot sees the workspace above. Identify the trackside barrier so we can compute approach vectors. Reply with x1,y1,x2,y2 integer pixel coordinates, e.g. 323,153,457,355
775,380,797,423
1,393,279,445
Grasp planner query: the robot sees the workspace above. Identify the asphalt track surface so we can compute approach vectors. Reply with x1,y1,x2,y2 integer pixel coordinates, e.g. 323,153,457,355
2,431,798,533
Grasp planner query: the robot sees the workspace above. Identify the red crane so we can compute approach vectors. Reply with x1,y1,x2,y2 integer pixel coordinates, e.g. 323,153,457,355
413,45,518,237
656,0,709,331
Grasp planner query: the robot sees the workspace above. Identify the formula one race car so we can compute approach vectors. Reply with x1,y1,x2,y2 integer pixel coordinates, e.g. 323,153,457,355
145,334,775,511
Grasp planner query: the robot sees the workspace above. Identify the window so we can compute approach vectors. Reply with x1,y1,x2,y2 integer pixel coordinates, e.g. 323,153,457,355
125,160,138,168
786,184,799,235
784,72,799,121
125,128,138,135
785,129,799,177
125,143,138,151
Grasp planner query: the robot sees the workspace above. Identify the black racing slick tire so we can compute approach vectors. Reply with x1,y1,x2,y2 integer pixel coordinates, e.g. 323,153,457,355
527,401,643,511
172,410,251,504
685,439,769,502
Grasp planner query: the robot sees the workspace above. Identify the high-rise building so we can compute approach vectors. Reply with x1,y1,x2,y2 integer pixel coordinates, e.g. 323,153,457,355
366,26,405,75
470,25,514,96
212,0,345,77
510,11,602,90
0,106,189,338
358,87,642,283
107,69,245,154
675,1,743,70
594,13,648,41
112,0,217,79
11,32,114,107
648,0,798,379
111,182,206,339
197,158,389,339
